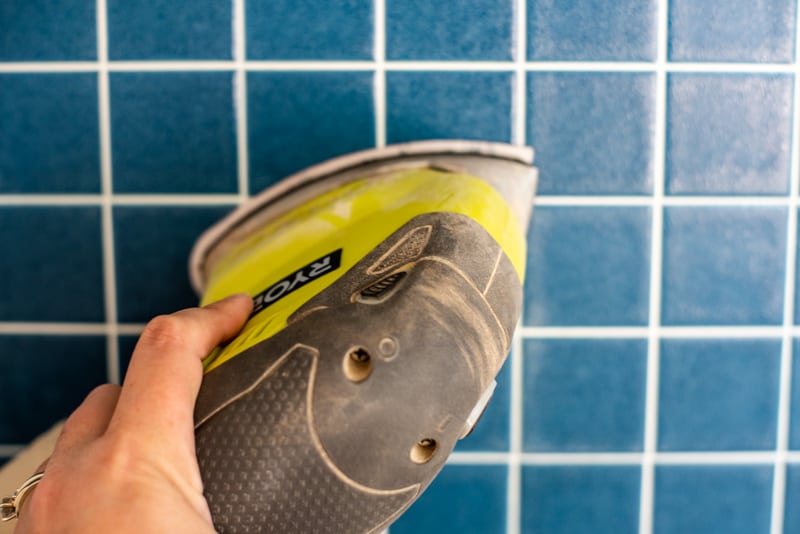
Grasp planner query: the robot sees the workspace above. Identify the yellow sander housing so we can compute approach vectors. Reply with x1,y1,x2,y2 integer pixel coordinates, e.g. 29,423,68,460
189,140,537,533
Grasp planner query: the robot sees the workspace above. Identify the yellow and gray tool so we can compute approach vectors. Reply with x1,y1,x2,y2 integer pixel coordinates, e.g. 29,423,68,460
189,140,537,533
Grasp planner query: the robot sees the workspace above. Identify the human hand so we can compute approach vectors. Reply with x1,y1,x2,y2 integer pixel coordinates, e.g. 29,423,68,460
14,294,253,534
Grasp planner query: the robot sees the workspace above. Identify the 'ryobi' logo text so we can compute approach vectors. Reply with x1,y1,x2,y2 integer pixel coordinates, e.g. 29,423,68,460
252,249,343,315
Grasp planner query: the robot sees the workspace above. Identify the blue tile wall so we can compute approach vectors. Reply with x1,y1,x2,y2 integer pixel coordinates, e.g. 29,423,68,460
117,334,140,382
391,465,507,534
0,207,104,322
386,71,513,144
523,339,647,452
666,74,793,195
386,0,513,60
110,72,238,193
456,357,511,452
658,339,781,451
107,0,232,60
247,71,375,193
0,335,106,443
662,206,787,325
521,465,642,534
528,72,655,194
786,465,800,532
654,465,774,534
668,0,796,62
792,342,800,451
113,205,233,322
524,206,651,326
0,0,96,61
528,0,657,61
5,1,800,533
0,73,100,193
247,0,373,60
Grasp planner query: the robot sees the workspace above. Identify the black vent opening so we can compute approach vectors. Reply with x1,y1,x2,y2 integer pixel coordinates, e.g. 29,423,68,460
359,271,408,301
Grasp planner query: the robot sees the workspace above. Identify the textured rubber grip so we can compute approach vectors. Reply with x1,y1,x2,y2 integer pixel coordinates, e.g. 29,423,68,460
195,213,522,533
196,349,416,533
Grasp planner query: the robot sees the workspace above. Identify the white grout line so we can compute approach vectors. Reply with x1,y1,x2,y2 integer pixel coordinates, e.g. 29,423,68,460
0,323,145,335
770,5,800,532
2,60,800,74
512,0,527,148
0,322,108,335
113,194,241,205
95,0,120,386
373,0,387,148
233,0,249,202
506,3,527,532
639,2,669,533
507,325,524,534
245,60,375,71
0,194,104,205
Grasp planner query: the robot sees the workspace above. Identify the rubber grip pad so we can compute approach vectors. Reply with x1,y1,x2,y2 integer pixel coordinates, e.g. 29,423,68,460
195,212,522,533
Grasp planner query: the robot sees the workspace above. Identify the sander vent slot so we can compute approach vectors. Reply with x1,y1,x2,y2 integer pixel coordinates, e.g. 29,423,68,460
359,271,407,301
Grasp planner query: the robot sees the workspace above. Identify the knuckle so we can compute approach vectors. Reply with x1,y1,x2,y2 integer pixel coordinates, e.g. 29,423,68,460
139,315,188,350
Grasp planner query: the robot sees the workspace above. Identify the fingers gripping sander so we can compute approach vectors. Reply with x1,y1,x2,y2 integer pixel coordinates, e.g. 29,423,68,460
189,141,537,533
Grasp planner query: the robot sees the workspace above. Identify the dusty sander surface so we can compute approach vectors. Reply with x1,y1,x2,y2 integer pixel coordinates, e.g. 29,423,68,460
0,423,62,534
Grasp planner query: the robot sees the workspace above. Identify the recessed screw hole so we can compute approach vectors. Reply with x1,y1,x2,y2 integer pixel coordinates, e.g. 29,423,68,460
343,347,372,382
410,438,438,464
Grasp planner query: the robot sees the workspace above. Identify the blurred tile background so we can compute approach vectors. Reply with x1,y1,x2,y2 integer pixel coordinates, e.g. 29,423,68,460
1,1,800,533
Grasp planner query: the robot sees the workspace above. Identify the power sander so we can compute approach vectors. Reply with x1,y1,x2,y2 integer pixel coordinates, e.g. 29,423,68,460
189,140,537,533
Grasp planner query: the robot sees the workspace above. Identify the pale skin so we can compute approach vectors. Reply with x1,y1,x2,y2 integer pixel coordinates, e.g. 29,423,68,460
15,293,253,534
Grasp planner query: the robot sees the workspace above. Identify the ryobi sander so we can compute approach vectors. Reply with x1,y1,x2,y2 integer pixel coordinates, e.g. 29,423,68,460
189,140,537,533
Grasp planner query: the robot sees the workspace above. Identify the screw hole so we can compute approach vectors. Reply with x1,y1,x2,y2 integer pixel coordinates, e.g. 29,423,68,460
410,438,438,464
343,347,372,382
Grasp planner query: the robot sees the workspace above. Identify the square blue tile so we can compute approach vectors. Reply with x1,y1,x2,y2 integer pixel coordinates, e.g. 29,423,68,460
666,74,793,195
107,0,231,59
0,207,104,322
247,0,372,60
110,72,237,194
391,465,506,533
247,72,375,194
528,72,655,195
0,0,96,60
524,206,651,326
521,466,641,534
528,0,657,61
0,74,100,193
786,465,800,532
523,339,647,452
654,465,773,534
669,0,796,62
456,358,510,452
386,71,512,145
386,0,513,60
658,339,781,451
0,335,106,443
662,207,787,325
114,205,233,323
790,342,800,450
118,335,141,382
